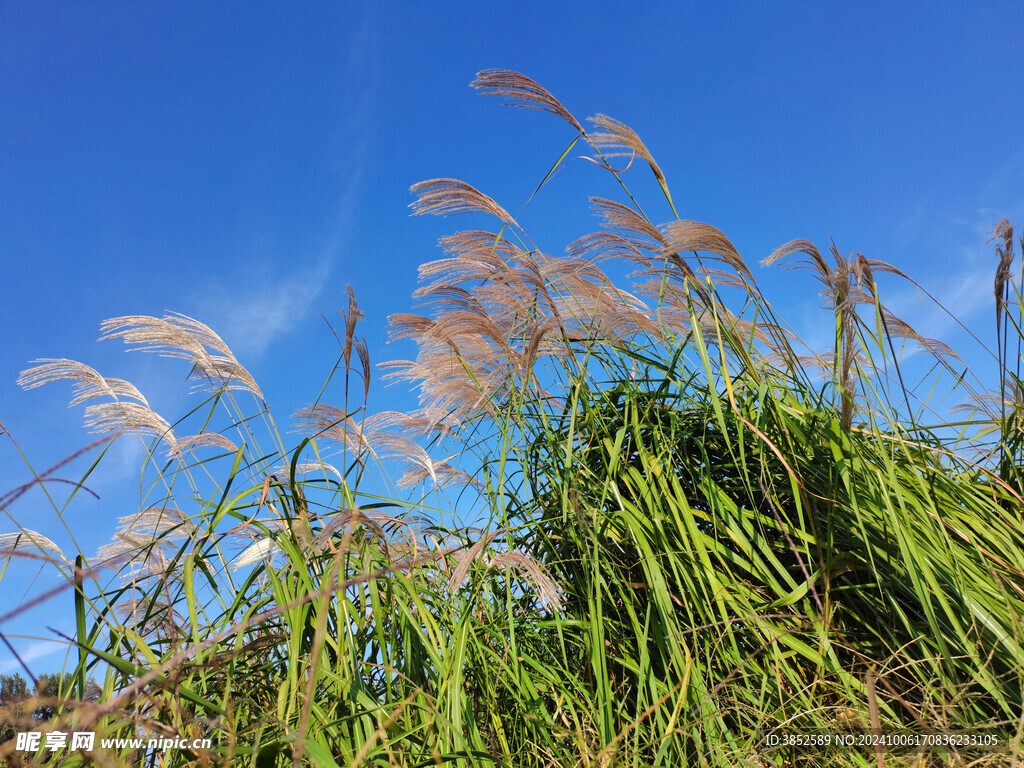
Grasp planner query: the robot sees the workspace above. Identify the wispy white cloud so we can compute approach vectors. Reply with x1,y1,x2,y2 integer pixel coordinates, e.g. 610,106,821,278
884,261,992,343
878,136,1024,355
0,638,67,673
87,431,148,489
186,12,376,362
781,213,1002,369
980,148,1024,205
192,258,333,358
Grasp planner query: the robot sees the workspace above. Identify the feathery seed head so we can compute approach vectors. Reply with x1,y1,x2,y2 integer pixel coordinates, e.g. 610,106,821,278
277,461,345,485
662,220,754,282
471,69,583,132
590,198,666,249
115,506,194,540
0,530,67,564
232,538,280,570
487,551,564,612
82,401,178,454
99,313,264,402
588,114,666,187
170,432,239,459
990,219,1016,322
447,530,501,594
410,179,518,229
293,404,380,456
18,359,150,407
339,285,365,369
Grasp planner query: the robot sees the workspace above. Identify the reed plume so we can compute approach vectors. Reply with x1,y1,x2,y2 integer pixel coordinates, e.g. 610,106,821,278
471,68,583,132
17,359,150,407
409,179,519,229
99,312,264,402
96,507,195,582
83,401,179,454
588,114,667,188
0,530,67,563
170,431,239,459
992,218,1015,330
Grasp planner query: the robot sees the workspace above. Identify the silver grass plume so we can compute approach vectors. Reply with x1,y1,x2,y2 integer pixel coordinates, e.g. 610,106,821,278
589,198,667,251
99,312,264,402
369,410,459,440
661,220,756,285
170,432,239,459
487,551,563,612
292,405,388,457
471,69,583,132
312,509,390,558
410,179,519,229
340,285,364,369
82,401,178,455
337,285,371,401
114,506,195,539
567,231,650,267
275,460,345,485
96,507,195,581
18,358,179,452
763,240,863,429
447,531,563,613
233,537,280,570
18,359,149,407
991,219,1015,330
587,114,667,190
447,530,502,593
374,434,480,490
0,530,67,564
96,532,172,581
379,346,503,430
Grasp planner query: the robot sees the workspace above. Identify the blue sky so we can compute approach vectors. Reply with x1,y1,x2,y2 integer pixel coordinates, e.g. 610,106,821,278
2,1,1023,674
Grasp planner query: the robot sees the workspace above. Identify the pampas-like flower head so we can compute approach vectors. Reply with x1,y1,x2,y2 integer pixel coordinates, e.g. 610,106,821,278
17,359,150,407
410,179,519,229
471,69,583,132
588,114,666,187
99,312,264,402
0,530,67,564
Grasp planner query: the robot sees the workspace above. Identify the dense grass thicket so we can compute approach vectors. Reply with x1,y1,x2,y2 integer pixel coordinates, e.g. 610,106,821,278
3,70,1024,767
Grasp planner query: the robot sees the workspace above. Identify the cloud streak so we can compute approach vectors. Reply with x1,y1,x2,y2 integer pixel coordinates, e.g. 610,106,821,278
0,638,67,674
187,12,376,362
193,258,332,358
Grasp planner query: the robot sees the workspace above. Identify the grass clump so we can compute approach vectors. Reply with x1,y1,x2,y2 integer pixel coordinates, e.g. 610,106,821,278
2,69,1024,767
